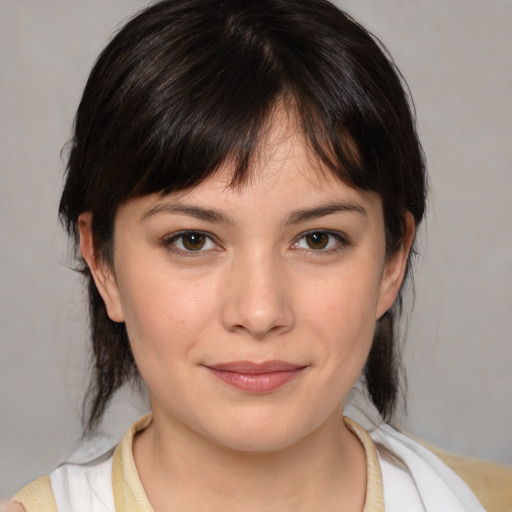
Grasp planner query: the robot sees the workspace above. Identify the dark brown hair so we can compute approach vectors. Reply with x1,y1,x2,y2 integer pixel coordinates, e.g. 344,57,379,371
59,0,426,433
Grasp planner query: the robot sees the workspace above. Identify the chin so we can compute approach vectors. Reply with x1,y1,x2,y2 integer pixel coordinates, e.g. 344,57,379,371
201,410,313,453
214,430,301,453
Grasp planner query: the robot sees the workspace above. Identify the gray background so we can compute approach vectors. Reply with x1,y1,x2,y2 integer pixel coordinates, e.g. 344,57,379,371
1,0,511,499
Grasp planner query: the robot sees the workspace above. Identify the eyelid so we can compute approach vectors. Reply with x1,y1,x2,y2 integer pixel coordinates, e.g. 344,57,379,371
291,229,349,252
161,229,349,256
163,230,222,254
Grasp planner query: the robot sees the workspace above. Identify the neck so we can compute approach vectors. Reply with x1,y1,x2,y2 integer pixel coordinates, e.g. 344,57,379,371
133,409,367,512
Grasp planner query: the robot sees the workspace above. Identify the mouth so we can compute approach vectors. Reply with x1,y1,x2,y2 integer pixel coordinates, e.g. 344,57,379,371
203,360,307,393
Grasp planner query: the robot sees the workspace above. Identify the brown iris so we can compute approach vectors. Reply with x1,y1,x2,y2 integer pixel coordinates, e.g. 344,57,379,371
305,232,329,249
182,232,206,251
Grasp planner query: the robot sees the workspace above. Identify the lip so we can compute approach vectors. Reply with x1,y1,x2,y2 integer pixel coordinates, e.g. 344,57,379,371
204,360,307,393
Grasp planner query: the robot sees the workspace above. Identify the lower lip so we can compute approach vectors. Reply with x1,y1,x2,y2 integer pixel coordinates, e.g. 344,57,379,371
207,368,304,392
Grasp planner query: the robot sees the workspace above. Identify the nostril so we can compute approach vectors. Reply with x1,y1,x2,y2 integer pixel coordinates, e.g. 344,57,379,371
222,304,295,339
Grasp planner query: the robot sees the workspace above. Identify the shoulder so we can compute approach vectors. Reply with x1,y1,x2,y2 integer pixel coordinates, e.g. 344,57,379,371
368,422,510,511
428,444,512,512
7,417,150,512
10,453,115,512
10,476,57,512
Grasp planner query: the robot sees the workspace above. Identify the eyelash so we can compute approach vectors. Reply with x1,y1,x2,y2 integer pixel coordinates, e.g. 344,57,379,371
162,230,350,256
163,230,222,256
292,230,349,255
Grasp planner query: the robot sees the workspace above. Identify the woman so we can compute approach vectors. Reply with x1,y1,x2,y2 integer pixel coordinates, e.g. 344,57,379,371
8,0,511,510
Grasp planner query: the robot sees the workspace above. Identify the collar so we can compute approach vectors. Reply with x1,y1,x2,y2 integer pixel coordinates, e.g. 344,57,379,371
112,414,385,512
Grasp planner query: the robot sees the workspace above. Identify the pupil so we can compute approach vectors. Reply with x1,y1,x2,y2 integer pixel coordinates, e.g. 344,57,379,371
183,233,205,250
308,232,328,249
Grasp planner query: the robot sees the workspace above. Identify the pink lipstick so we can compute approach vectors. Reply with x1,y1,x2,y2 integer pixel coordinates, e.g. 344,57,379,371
204,361,306,392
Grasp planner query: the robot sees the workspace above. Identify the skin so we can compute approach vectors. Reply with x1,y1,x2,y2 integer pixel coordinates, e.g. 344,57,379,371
1,503,24,512
79,110,414,512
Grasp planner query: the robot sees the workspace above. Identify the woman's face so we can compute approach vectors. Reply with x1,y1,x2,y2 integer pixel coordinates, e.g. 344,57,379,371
82,112,411,452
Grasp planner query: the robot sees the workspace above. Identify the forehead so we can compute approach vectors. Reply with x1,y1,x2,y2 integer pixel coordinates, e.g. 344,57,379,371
200,110,333,194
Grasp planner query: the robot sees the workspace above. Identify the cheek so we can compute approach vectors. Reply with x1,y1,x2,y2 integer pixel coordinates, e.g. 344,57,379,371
116,261,219,367
303,265,382,336
299,263,382,378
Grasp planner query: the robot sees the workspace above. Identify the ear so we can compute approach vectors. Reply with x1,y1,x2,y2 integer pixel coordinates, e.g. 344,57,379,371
78,213,125,323
376,212,415,319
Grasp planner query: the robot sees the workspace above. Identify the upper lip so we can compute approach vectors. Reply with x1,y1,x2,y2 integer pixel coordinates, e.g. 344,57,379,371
205,360,306,374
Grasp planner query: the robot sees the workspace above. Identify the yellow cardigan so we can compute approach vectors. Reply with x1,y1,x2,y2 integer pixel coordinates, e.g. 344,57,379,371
12,416,512,512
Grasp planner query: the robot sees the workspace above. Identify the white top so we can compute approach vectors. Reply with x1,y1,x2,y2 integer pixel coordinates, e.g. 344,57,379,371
45,415,485,512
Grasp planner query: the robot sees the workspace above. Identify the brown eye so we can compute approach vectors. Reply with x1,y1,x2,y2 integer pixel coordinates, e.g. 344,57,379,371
293,230,347,253
166,231,219,254
181,232,206,251
305,232,329,249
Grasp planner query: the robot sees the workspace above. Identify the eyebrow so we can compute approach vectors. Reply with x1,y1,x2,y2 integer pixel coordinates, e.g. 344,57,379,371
141,200,367,225
140,203,232,224
284,201,368,226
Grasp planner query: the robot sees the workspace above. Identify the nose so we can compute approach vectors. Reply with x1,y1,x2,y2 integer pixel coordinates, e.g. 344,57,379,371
221,251,295,339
